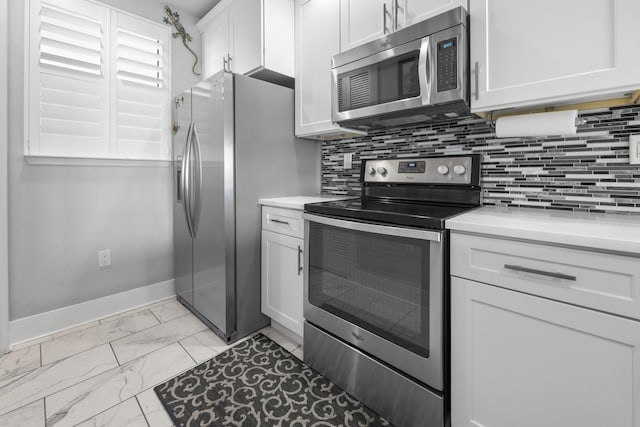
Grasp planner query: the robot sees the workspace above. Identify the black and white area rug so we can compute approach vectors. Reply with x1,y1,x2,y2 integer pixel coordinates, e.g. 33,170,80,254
154,333,392,426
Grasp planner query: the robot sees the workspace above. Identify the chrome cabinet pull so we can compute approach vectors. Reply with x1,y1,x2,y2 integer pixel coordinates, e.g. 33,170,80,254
297,245,303,275
474,61,479,101
393,0,399,30
504,264,577,281
383,3,389,34
271,218,289,225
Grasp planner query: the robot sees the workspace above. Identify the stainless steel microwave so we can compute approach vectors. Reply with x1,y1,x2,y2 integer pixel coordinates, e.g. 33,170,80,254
332,7,470,131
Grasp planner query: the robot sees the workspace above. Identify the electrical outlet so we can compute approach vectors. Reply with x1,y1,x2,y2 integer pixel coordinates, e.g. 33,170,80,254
98,249,111,268
630,135,640,165
344,153,353,170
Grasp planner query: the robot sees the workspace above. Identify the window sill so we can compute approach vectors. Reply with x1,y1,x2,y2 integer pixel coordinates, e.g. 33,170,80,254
24,155,172,167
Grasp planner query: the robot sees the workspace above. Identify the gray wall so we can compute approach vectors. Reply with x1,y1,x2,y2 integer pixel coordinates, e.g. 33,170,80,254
8,1,202,320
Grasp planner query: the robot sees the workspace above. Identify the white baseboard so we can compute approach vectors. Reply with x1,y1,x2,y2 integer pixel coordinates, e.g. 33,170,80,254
9,279,176,347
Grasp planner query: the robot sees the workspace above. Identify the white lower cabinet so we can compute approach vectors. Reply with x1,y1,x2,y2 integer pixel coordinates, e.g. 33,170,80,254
261,208,304,339
451,233,640,427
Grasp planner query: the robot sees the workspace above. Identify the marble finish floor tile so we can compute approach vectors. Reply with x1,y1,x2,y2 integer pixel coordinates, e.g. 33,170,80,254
262,327,300,352
291,346,304,361
0,345,41,381
137,388,174,427
0,399,45,427
98,298,175,325
179,330,230,364
45,343,195,427
111,314,207,364
41,310,159,365
0,344,118,416
149,300,190,323
75,398,147,427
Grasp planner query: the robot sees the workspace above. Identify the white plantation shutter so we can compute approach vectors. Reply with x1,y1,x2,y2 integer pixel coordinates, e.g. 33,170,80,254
113,13,170,160
29,0,109,157
28,0,171,160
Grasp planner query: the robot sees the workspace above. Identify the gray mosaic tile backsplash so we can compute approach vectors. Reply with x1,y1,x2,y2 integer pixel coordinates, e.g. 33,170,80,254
321,106,640,214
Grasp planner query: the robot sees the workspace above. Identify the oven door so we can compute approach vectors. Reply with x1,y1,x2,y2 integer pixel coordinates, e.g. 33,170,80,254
303,213,444,390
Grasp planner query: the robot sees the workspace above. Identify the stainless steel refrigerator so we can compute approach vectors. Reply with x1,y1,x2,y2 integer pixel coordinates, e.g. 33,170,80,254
173,71,320,342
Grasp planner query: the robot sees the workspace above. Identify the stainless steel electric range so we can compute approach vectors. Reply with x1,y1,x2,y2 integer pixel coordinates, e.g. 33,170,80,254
302,154,481,427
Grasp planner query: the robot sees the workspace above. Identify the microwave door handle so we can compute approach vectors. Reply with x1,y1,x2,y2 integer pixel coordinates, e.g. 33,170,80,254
418,37,431,106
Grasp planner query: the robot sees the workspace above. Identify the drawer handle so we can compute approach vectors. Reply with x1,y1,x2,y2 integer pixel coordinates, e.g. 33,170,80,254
271,218,289,225
297,245,303,275
504,264,577,281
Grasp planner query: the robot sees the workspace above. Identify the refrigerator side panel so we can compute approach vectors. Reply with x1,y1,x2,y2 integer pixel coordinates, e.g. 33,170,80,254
233,74,321,339
174,88,193,307
192,75,234,338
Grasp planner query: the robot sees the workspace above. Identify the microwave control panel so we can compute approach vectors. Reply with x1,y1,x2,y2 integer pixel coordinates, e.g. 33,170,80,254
436,37,458,92
364,156,475,185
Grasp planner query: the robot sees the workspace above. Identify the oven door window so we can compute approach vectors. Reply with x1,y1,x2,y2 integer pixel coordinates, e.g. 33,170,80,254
308,222,430,357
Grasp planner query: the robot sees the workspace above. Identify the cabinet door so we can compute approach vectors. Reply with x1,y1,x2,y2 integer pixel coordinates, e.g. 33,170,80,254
471,0,640,112
340,0,393,51
296,0,341,137
451,277,640,427
202,9,229,80
261,230,304,337
396,0,466,29
228,0,261,75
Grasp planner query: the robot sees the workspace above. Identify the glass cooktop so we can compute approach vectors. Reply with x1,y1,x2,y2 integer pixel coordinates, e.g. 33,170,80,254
304,198,478,230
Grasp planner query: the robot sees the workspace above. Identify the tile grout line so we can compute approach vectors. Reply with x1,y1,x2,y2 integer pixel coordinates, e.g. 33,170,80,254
42,398,47,427
177,341,198,366
134,395,152,427
108,341,122,366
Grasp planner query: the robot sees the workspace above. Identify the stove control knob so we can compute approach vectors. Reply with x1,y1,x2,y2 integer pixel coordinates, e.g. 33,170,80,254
437,165,449,175
453,165,466,175
368,167,376,175
376,166,388,176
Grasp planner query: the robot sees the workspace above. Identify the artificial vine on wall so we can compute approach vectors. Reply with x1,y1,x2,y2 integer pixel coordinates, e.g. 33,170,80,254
163,6,200,76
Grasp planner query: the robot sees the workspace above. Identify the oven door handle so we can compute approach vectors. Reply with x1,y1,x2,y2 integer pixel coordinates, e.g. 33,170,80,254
302,213,442,242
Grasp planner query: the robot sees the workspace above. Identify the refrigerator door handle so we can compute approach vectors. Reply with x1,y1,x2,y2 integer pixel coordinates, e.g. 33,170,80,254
183,121,195,238
190,122,203,237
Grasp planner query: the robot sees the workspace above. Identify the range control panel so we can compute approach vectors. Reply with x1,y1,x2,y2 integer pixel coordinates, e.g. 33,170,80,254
363,156,475,184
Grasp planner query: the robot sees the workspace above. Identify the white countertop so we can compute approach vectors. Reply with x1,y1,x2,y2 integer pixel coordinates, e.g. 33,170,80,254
446,206,640,255
258,195,353,210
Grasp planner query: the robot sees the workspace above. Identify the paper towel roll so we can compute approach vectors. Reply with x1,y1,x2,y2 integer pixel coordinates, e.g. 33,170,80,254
495,110,578,138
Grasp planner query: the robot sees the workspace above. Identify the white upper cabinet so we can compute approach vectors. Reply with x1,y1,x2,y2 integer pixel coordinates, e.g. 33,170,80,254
201,8,229,79
396,0,467,29
340,0,392,52
340,0,467,51
470,0,640,112
295,0,365,139
198,0,294,82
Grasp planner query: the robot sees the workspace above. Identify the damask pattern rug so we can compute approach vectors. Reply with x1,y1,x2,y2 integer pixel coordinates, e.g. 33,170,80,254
154,333,392,426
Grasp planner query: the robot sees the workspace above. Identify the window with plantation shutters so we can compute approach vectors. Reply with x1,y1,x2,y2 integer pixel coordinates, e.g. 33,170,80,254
27,0,171,161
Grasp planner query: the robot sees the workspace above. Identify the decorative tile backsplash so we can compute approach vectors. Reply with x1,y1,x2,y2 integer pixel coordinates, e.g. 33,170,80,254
321,106,640,214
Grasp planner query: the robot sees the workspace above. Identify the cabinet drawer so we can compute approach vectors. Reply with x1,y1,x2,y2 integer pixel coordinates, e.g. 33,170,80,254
262,206,304,238
451,233,640,320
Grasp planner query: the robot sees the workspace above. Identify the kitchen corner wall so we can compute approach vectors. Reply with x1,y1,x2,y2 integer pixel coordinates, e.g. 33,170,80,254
322,107,640,214
7,1,201,320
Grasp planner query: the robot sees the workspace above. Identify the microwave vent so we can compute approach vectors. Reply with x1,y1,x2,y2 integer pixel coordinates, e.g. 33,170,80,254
339,72,371,111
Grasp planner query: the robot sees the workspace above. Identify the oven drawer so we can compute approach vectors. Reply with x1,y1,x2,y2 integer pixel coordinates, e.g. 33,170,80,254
451,233,640,320
262,206,304,239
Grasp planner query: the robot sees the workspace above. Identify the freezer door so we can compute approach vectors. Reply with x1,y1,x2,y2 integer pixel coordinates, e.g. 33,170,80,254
173,88,193,306
192,73,236,336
